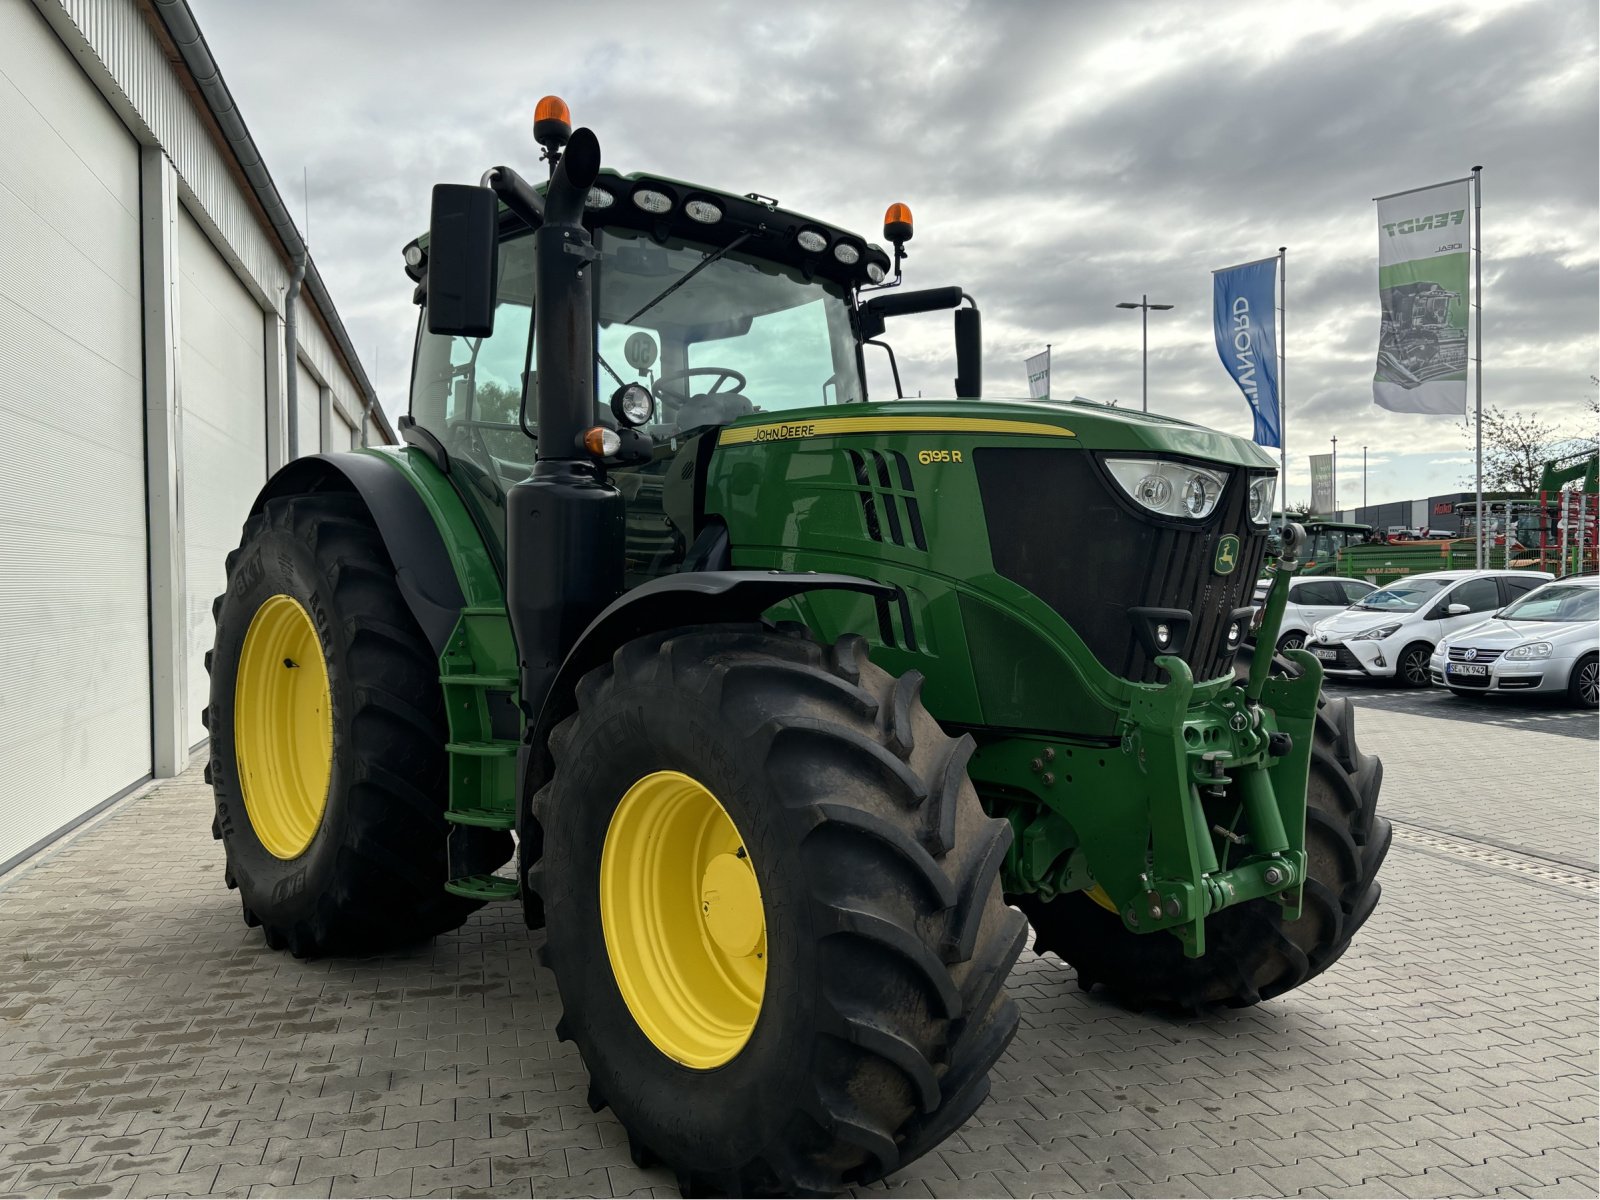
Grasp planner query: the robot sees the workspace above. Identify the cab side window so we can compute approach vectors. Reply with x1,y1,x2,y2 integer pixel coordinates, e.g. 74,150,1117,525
1449,578,1501,613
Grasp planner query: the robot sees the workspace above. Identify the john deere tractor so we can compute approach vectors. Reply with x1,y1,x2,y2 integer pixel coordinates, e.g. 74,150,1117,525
206,99,1389,1196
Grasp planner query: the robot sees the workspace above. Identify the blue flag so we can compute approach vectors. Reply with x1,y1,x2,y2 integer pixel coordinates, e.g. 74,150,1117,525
1212,258,1281,448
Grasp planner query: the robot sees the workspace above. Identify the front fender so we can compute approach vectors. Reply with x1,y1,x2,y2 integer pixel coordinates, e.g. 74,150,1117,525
517,569,892,925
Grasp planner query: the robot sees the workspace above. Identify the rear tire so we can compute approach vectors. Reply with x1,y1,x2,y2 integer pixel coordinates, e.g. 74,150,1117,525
529,626,1025,1196
1569,653,1599,709
206,491,480,956
1014,694,1390,1011
1276,631,1306,654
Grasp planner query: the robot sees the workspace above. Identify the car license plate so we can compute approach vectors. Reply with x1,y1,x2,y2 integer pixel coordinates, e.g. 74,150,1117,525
1448,663,1488,677
1311,647,1337,661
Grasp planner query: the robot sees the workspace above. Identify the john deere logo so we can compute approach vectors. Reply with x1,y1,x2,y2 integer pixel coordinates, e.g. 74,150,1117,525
1214,535,1240,575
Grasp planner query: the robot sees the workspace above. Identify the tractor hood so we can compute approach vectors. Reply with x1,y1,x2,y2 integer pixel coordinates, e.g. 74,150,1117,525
719,398,1279,470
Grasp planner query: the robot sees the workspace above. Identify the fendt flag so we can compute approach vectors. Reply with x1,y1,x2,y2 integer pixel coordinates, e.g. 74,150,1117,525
1374,179,1470,414
1025,348,1051,398
1309,453,1334,513
1212,258,1281,448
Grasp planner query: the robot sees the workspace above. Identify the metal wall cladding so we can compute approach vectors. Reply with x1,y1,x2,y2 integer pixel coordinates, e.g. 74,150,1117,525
50,0,289,306
975,448,1268,685
0,1,151,866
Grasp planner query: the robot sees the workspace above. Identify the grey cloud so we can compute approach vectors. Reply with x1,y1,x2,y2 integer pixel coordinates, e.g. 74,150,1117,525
191,0,1597,506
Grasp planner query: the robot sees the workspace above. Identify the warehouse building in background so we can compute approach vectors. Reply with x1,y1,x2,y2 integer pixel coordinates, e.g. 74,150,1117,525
1,0,394,871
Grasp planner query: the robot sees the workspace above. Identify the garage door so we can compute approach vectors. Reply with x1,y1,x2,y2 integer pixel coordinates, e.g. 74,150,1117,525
0,4,150,866
177,208,266,748
296,358,321,456
336,407,359,450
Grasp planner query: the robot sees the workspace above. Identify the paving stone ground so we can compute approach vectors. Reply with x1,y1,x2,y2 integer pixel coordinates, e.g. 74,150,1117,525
0,696,1594,1199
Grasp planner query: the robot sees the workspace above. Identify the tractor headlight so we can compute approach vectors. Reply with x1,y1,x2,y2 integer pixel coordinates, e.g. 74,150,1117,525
1504,640,1553,660
1247,475,1276,526
610,383,656,428
1350,623,1401,641
632,187,674,214
1105,459,1228,520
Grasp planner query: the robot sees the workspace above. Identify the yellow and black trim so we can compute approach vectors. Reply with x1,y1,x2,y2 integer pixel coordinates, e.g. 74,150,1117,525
718,414,1076,446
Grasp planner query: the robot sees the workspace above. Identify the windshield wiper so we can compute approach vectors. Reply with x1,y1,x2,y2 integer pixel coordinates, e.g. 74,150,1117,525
625,231,754,326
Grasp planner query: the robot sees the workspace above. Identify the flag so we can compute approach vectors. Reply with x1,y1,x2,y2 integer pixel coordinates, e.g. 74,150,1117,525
1373,179,1470,414
1212,257,1281,448
1025,348,1050,398
1309,454,1334,513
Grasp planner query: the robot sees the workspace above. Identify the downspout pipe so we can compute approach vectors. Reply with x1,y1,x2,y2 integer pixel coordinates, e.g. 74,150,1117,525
284,249,307,458
149,0,393,443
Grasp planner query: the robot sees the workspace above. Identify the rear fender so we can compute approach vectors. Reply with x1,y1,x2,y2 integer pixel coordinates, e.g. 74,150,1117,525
249,451,481,656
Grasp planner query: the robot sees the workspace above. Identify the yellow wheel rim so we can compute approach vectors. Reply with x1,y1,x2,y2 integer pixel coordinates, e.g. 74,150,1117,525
600,770,767,1068
234,594,332,860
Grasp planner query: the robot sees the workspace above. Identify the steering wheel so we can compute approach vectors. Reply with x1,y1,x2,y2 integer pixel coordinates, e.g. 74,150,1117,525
654,367,748,414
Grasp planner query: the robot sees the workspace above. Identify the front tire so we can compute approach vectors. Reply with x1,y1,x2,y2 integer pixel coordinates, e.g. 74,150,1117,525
1276,630,1306,654
1396,642,1433,688
1014,694,1390,1011
206,491,481,956
529,627,1025,1196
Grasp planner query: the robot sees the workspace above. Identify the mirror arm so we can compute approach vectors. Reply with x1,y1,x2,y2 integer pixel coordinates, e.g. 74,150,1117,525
482,165,545,227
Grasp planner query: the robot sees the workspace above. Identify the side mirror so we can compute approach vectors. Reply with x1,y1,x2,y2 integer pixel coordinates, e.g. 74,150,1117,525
953,306,981,397
1446,602,1470,616
427,184,499,337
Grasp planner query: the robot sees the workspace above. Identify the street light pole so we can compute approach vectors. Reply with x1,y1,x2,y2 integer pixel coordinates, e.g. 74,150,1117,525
1363,445,1367,509
1116,294,1175,413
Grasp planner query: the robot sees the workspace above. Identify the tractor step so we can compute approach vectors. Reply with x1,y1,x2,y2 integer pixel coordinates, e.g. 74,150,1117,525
444,873,518,900
445,740,518,757
439,607,523,900
444,809,515,829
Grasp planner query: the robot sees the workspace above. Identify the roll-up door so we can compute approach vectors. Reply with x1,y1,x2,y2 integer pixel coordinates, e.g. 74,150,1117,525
0,2,150,866
177,208,266,748
296,358,321,456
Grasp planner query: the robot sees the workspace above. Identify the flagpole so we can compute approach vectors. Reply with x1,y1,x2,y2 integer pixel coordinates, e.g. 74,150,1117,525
1472,165,1484,569
1279,247,1287,516
1046,343,1051,399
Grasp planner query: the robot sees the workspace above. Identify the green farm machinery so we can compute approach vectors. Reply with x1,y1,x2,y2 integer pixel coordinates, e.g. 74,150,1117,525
205,99,1390,1196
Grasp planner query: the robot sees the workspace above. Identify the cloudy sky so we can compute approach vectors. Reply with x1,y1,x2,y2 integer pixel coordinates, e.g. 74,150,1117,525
193,0,1597,509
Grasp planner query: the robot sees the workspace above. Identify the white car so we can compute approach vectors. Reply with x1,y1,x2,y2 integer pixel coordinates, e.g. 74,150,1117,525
1249,576,1378,653
1308,569,1553,687
1430,575,1600,707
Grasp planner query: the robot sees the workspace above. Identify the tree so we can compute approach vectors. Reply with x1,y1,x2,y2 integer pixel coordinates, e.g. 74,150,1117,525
1460,403,1598,493
1287,499,1314,518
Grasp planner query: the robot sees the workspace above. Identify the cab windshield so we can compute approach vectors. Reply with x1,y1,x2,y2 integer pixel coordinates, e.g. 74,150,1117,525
409,225,861,487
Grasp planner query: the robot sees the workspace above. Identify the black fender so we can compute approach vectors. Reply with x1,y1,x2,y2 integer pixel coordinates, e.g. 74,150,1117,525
250,453,467,656
517,569,893,927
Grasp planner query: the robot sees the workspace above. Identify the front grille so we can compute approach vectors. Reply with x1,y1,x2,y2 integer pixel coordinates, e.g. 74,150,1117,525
974,448,1269,683
1448,647,1504,662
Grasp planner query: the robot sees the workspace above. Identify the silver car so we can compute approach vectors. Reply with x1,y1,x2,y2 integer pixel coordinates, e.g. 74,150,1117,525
1429,575,1600,707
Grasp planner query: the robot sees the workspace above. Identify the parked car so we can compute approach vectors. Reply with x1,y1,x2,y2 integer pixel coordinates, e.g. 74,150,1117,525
1430,574,1599,707
1308,569,1554,687
1249,575,1377,653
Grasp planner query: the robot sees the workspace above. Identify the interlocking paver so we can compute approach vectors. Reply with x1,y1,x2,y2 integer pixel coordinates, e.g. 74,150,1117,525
1,702,1595,1199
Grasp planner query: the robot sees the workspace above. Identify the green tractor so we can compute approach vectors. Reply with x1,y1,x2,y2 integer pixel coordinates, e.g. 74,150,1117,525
205,100,1389,1196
